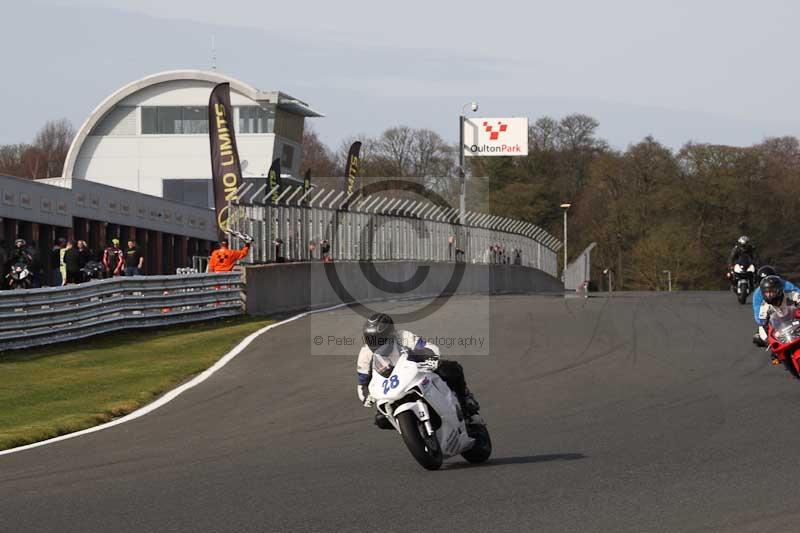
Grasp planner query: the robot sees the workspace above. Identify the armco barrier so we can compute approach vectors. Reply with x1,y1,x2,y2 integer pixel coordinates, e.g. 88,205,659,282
0,273,244,352
243,262,563,315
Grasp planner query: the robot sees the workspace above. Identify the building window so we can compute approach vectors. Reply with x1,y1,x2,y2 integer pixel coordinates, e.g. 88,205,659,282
183,107,208,133
281,144,296,169
163,179,211,208
141,108,157,134
238,105,275,134
157,107,183,134
141,107,209,134
274,110,305,143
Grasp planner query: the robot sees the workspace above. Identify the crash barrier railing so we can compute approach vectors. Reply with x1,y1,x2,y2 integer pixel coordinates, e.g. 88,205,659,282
227,185,562,277
0,272,244,352
564,242,597,291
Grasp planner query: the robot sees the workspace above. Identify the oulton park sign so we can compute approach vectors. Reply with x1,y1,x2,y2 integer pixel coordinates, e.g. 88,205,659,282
463,117,529,157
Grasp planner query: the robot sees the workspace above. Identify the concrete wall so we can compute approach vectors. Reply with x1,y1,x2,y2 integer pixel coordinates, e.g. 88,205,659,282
243,262,563,315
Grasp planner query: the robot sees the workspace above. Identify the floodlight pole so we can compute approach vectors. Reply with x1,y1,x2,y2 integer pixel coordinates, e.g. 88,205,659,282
560,203,571,274
663,270,672,292
459,102,477,226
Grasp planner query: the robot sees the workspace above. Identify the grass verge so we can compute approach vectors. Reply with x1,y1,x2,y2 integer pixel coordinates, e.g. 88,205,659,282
0,316,273,451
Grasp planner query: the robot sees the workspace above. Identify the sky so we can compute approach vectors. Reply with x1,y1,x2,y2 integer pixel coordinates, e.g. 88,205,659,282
2,0,800,151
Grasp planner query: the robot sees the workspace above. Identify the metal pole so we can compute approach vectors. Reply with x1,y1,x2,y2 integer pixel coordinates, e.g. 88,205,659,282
563,208,568,273
459,113,466,226
663,270,672,291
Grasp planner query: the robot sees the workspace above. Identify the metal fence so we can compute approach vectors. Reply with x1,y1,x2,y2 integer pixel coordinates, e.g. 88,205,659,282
0,273,244,352
227,185,562,276
564,242,597,291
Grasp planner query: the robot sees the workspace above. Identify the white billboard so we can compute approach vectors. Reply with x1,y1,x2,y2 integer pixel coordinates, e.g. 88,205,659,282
463,117,529,157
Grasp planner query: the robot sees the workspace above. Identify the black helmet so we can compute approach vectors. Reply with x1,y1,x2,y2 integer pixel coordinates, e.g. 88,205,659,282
760,275,784,306
757,265,777,282
363,313,396,355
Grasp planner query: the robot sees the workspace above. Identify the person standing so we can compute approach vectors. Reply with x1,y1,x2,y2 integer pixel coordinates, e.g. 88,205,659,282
320,239,332,263
102,238,124,278
50,238,66,286
62,241,81,285
207,238,251,273
0,241,7,288
124,240,144,276
76,241,90,271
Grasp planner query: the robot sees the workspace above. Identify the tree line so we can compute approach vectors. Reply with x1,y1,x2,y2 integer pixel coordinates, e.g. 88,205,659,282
303,116,800,290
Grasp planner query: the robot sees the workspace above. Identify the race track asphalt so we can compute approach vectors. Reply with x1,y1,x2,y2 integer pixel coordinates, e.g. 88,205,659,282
1,292,799,532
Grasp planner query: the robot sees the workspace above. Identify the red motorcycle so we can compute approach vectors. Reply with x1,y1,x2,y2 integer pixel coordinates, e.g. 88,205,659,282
767,304,800,378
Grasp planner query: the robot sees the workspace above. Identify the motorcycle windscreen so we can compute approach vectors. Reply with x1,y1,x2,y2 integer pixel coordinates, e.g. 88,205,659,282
372,352,398,379
769,305,800,344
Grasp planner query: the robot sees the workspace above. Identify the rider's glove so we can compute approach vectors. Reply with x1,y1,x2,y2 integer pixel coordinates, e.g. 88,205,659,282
357,384,368,402
357,384,373,406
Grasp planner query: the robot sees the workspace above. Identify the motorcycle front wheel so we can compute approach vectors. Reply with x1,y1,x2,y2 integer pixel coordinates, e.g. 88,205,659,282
397,411,443,470
737,291,748,305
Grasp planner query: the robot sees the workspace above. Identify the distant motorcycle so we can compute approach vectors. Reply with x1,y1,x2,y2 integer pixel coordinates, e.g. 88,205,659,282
6,261,32,290
730,256,756,305
766,304,800,378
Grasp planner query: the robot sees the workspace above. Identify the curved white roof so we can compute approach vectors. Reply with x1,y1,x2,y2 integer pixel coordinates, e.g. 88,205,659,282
62,70,321,179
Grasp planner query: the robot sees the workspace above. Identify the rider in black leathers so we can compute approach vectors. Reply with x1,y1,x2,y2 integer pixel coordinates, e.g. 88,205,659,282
728,235,759,267
727,235,759,288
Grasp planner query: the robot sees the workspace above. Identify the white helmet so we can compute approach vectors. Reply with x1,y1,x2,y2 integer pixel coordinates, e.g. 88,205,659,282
737,235,750,246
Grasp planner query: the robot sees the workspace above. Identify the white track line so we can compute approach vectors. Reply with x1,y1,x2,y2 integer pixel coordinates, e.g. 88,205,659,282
0,304,347,457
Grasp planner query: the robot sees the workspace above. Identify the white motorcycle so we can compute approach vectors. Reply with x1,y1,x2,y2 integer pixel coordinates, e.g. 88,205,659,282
368,348,492,470
732,260,756,305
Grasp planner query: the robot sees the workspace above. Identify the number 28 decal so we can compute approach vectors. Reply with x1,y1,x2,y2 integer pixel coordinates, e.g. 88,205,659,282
382,375,400,394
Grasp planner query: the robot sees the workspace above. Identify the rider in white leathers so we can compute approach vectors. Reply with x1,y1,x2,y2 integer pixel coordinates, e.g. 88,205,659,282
356,313,479,428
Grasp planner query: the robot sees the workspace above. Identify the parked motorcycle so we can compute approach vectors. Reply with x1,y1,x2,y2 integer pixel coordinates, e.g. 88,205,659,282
80,260,104,283
731,256,756,304
6,261,32,290
369,348,491,470
766,304,800,378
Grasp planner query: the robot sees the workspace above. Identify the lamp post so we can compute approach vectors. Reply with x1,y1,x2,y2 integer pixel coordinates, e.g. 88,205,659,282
459,101,478,226
663,270,672,292
603,268,613,295
560,203,571,274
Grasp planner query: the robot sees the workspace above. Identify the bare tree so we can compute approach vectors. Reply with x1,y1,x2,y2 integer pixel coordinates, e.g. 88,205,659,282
0,144,31,177
529,117,560,151
32,119,74,179
374,126,415,177
411,129,455,178
300,128,337,177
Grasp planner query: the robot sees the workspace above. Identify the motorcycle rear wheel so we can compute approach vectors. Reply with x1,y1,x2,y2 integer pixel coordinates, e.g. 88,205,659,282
397,411,443,471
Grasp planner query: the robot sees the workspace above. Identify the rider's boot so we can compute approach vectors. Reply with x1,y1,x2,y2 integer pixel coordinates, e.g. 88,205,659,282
753,333,767,347
460,388,480,418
